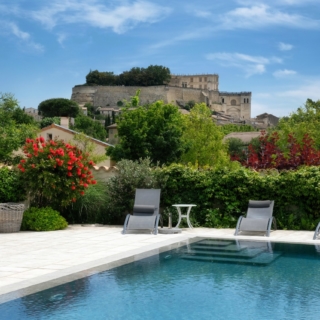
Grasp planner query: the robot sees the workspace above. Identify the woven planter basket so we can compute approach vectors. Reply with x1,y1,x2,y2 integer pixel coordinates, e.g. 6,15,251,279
0,203,25,233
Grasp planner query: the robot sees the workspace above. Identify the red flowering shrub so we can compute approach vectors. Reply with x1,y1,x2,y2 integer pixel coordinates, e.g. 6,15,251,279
18,137,96,208
241,131,320,170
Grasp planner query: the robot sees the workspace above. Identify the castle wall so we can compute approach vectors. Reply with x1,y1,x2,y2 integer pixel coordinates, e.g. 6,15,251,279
71,79,252,119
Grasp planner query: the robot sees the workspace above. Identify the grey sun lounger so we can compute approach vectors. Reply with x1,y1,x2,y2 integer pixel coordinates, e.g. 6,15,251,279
123,189,161,235
234,200,276,237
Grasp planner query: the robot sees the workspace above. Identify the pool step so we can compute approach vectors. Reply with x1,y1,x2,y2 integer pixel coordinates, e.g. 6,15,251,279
183,247,265,259
190,244,247,253
181,252,282,266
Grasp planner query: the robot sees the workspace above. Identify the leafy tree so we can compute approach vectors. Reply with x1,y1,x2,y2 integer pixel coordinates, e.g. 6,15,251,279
40,117,60,129
71,115,107,141
0,93,38,164
275,99,320,150
18,137,96,208
180,103,232,168
38,98,80,118
85,65,171,86
107,99,186,165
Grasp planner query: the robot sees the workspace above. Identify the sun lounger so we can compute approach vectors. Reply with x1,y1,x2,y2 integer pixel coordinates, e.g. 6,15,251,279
123,189,161,235
234,200,276,237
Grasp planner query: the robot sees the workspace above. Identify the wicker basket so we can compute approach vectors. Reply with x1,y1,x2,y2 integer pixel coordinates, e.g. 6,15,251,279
0,203,25,233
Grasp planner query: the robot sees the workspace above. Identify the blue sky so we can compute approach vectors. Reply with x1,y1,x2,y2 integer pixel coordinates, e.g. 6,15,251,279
0,0,319,117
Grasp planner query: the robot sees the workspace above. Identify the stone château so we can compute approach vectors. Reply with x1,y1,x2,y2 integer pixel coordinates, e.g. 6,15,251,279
71,74,252,119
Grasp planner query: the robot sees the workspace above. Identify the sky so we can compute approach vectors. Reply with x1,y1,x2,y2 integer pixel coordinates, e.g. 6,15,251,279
0,0,319,118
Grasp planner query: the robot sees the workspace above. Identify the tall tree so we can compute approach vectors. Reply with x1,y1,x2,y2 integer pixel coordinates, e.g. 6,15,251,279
107,99,186,165
0,93,38,164
180,103,231,168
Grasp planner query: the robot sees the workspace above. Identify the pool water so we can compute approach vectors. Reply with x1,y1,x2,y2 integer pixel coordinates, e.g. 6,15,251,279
1,239,320,320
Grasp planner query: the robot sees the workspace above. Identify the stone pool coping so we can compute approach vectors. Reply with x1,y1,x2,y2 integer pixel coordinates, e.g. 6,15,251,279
0,225,318,303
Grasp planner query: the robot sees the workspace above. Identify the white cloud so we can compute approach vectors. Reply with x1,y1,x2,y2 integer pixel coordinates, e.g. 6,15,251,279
0,20,44,52
278,80,320,100
206,52,282,77
219,4,320,30
278,42,293,51
273,69,297,77
30,0,172,34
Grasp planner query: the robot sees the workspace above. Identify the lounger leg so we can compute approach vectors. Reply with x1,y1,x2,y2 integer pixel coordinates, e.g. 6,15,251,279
234,216,243,236
123,214,130,234
153,215,160,235
266,217,274,237
313,221,320,240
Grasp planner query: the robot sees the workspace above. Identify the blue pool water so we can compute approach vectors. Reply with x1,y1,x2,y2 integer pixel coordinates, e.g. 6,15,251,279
1,239,320,320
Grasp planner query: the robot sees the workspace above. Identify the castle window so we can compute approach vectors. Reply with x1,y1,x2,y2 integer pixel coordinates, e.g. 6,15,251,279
244,98,246,103
204,77,207,82
204,84,207,89
222,98,224,103
247,98,250,103
190,77,193,82
182,82,187,88
199,77,202,82
231,99,237,106
46,133,53,141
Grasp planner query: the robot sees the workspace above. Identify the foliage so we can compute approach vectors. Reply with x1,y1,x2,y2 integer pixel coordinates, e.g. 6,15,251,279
71,115,107,141
0,93,39,164
243,131,320,170
73,132,108,165
180,103,233,169
219,123,257,135
17,137,96,209
226,138,247,162
38,98,80,118
66,182,109,224
275,99,320,149
86,65,171,86
40,117,60,128
21,207,68,231
105,158,166,224
154,164,320,231
107,99,187,165
0,167,26,202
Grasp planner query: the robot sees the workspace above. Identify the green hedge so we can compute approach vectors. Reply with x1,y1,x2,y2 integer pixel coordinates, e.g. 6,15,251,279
155,164,320,230
0,167,26,203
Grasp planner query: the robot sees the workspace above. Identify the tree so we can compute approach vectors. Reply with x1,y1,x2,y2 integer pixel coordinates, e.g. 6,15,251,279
0,93,38,164
107,99,187,165
40,117,60,129
180,103,231,168
275,99,320,150
71,115,106,141
85,65,171,86
38,98,80,118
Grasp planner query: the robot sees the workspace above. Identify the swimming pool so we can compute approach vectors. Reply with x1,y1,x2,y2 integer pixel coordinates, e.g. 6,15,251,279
1,238,320,319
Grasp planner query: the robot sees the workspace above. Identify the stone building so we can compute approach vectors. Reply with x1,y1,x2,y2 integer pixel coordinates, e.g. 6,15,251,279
71,74,252,120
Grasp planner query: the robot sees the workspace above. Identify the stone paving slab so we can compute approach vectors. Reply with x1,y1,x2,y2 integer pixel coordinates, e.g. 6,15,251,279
0,225,319,303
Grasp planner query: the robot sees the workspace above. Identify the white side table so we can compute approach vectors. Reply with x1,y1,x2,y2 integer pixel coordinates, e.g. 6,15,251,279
172,204,196,229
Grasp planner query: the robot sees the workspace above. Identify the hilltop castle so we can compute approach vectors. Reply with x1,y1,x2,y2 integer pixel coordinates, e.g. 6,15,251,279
71,74,252,120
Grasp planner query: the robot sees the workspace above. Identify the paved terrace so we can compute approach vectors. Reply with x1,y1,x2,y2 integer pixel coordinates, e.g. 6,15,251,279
0,225,319,303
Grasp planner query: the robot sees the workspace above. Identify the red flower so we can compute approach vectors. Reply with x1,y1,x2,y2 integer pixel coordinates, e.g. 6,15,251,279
80,191,85,196
67,166,73,170
39,136,45,143
71,186,76,190
20,159,26,163
91,180,97,184
67,172,73,177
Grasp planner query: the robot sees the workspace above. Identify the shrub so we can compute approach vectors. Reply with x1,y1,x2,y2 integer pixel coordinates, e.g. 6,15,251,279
21,207,68,231
66,181,109,224
17,137,96,209
0,167,26,202
105,158,166,224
